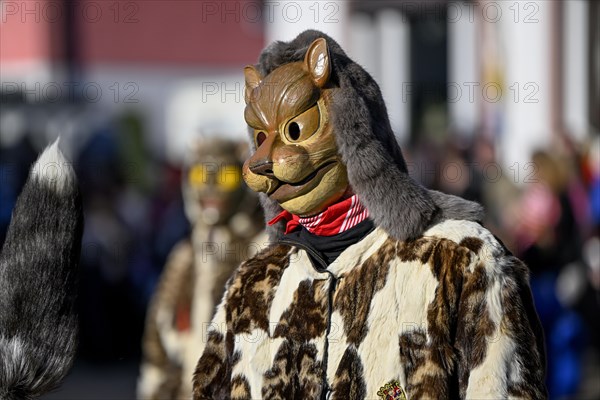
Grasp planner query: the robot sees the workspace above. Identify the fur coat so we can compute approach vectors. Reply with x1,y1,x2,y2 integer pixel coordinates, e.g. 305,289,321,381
194,221,546,399
138,223,267,399
192,30,547,400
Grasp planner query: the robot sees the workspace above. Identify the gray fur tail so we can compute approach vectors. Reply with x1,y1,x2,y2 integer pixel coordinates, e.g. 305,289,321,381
0,140,83,400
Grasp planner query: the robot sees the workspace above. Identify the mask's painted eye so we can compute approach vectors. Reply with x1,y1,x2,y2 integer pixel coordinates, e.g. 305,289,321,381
283,105,320,143
255,131,266,147
287,122,300,140
217,165,242,192
188,164,207,188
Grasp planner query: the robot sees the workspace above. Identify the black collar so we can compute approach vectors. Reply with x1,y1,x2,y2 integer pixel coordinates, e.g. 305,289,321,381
279,219,375,271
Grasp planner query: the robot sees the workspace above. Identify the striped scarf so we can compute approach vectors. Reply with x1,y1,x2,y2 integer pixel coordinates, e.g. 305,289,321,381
268,194,369,236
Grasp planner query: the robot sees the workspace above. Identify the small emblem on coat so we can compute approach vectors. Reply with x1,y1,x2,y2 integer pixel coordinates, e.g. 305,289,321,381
377,380,407,400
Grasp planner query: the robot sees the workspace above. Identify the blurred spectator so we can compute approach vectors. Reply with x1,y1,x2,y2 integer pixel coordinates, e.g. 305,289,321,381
512,148,595,399
0,128,37,245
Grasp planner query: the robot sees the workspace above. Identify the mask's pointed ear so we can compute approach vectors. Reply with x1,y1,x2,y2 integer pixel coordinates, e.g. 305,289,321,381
244,65,262,104
304,38,331,88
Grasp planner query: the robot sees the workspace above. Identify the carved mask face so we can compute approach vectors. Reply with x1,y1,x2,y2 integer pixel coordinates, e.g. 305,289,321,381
183,140,245,226
242,38,349,217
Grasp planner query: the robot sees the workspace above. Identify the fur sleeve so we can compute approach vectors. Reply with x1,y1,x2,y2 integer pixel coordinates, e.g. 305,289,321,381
455,244,547,399
192,297,232,399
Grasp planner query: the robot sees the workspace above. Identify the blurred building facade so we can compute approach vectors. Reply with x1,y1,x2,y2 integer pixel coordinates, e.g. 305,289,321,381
1,0,264,159
2,0,598,165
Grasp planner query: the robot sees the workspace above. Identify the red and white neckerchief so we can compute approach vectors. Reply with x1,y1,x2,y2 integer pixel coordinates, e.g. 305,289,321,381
268,194,369,236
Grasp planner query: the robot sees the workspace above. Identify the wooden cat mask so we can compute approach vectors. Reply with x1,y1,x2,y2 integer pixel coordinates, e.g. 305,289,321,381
242,38,349,217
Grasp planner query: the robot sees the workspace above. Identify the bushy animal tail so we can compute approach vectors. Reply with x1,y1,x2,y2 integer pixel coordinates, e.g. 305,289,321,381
0,140,83,400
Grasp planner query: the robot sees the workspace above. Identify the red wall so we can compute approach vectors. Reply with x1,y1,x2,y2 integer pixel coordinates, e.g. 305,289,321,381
1,0,264,67
0,0,64,62
77,0,264,66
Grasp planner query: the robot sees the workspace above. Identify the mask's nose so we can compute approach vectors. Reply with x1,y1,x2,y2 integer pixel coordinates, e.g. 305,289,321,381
248,131,278,178
249,161,275,178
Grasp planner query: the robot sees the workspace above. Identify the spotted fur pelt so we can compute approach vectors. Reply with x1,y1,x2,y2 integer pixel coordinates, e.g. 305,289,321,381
0,141,83,400
193,221,546,399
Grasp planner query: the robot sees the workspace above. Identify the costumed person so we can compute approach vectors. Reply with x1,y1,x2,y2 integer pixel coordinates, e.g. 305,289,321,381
192,31,547,400
138,138,266,399
0,140,83,399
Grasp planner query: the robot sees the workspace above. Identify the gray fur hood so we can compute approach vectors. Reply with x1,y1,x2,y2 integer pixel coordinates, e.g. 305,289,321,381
251,30,484,241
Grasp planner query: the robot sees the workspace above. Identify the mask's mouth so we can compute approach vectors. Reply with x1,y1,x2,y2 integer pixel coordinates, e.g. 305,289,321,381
268,160,338,203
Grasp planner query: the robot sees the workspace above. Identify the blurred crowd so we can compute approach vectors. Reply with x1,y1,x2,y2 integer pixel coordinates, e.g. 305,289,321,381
408,129,600,399
1,98,599,399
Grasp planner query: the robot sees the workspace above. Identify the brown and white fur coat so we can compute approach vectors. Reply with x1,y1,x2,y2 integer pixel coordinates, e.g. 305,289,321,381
194,220,545,399
193,31,546,399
